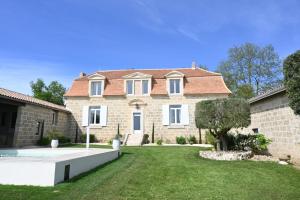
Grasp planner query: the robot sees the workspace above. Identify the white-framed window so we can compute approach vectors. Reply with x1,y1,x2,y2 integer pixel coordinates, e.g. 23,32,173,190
89,106,101,125
90,81,103,96
126,79,150,95
126,80,134,95
169,105,181,125
169,79,181,94
142,80,149,95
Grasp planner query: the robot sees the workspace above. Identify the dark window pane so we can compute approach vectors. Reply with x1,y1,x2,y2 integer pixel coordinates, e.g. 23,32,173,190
170,80,174,93
142,80,148,94
170,109,175,124
90,110,95,124
96,110,100,124
175,79,180,93
176,109,181,123
127,80,133,94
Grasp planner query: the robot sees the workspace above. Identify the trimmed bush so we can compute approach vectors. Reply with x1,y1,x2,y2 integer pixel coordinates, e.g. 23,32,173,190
156,139,162,145
187,135,197,144
37,137,50,146
81,134,96,143
176,136,186,145
58,136,71,144
142,134,150,144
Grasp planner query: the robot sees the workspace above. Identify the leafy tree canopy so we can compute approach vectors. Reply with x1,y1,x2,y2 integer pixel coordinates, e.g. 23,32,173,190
217,43,282,99
195,98,250,150
30,79,66,105
283,50,300,115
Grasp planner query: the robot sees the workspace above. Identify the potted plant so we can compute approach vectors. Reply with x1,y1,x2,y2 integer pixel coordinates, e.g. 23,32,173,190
48,130,60,148
112,124,121,150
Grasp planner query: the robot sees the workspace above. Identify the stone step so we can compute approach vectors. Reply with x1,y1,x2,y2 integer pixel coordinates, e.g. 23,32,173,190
126,134,143,146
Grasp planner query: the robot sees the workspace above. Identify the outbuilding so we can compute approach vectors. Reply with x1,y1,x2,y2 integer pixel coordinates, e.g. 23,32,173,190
0,88,71,147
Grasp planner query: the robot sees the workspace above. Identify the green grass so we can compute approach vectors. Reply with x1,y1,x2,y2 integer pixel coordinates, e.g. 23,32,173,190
1,145,300,200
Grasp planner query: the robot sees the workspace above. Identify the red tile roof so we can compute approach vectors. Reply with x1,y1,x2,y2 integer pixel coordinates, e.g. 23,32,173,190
0,88,70,112
65,68,231,97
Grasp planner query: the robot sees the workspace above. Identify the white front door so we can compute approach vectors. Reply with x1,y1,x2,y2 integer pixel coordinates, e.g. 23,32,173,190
133,112,142,134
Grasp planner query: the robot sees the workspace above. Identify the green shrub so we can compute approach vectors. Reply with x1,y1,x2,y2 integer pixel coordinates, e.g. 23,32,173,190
156,139,162,145
81,134,96,143
47,130,63,140
176,136,186,145
187,135,197,144
253,134,272,153
223,133,271,154
108,139,112,145
142,134,150,144
58,136,71,144
37,137,50,146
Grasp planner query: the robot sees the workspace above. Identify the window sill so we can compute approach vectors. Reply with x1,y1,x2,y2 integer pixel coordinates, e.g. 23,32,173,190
89,95,103,98
167,125,185,129
89,125,102,129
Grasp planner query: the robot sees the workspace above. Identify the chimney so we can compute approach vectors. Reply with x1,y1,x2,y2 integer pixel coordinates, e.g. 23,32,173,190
79,72,86,78
191,61,197,70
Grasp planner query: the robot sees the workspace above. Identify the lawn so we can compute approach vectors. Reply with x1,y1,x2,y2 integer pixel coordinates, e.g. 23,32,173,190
1,145,300,200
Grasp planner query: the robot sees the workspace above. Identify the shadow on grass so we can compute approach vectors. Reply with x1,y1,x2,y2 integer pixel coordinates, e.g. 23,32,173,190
64,152,132,184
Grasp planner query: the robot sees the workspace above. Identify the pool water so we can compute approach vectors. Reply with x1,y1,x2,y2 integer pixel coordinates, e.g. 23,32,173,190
0,149,84,158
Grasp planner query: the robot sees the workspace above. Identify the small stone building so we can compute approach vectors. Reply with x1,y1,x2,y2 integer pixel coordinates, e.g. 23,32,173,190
0,88,71,147
247,86,300,164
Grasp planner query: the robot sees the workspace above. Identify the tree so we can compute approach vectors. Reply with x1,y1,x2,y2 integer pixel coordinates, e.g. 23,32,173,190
30,79,66,105
217,43,282,98
195,98,250,151
283,50,300,115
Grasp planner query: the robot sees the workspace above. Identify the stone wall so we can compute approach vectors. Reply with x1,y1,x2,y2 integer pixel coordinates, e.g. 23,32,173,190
65,94,227,143
246,92,300,164
13,104,70,147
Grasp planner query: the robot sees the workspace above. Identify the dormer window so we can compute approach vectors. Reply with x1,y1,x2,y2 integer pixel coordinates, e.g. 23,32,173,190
91,81,103,96
88,73,106,97
123,72,152,96
165,71,184,95
169,79,181,94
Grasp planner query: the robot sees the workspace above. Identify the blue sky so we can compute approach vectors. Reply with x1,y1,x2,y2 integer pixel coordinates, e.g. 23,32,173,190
0,0,300,94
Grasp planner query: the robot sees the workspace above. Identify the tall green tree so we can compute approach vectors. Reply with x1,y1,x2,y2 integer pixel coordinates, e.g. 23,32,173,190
283,50,300,115
195,98,250,151
217,43,282,98
30,79,66,105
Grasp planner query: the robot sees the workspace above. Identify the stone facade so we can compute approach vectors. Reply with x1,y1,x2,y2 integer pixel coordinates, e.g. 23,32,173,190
65,94,227,143
13,104,70,147
246,91,300,164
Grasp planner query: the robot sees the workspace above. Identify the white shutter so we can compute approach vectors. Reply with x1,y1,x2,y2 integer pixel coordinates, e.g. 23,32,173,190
82,106,89,126
181,104,189,125
100,106,108,126
162,104,169,125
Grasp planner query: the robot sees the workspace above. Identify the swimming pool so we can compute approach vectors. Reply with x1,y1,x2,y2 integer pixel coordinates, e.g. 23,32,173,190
0,148,119,186
0,149,85,158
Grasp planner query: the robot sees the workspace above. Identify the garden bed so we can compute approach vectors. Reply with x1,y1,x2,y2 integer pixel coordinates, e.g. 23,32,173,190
200,150,252,160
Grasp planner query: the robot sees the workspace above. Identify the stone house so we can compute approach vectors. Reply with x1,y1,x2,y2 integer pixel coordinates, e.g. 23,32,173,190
247,86,300,164
64,66,231,145
0,88,70,147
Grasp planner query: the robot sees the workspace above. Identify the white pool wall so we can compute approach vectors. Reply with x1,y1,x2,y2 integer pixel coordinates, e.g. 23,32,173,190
0,148,119,186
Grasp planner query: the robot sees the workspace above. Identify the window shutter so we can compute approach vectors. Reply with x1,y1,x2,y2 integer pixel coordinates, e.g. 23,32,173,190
162,104,169,125
181,104,189,125
100,106,108,126
82,106,89,126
